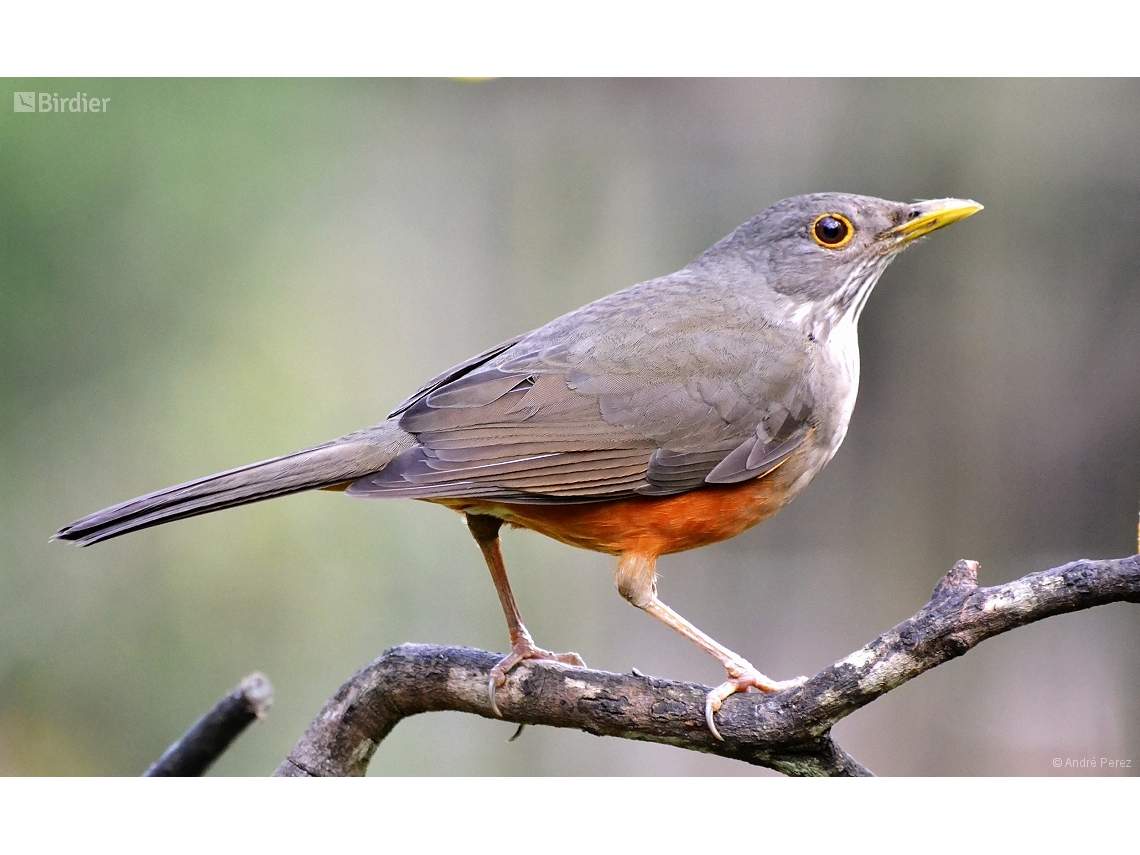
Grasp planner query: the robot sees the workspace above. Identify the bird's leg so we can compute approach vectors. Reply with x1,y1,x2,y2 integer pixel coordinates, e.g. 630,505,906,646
616,552,806,740
465,513,585,716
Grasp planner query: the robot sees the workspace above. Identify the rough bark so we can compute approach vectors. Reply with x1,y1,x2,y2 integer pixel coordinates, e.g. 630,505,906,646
275,555,1140,777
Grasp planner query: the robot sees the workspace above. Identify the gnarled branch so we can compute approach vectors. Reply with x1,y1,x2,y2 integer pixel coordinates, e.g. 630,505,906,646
274,555,1140,777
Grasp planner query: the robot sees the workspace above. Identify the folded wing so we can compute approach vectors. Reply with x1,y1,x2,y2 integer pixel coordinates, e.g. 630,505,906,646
349,320,816,504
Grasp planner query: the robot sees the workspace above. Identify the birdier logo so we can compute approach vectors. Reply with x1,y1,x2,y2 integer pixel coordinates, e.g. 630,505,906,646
13,91,111,113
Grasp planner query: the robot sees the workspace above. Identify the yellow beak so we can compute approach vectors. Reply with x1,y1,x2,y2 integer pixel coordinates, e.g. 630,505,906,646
881,198,983,246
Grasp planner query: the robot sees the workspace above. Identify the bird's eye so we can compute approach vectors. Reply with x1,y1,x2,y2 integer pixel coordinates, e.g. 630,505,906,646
811,213,854,249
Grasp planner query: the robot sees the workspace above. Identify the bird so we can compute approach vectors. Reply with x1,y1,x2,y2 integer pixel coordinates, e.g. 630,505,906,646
55,192,981,739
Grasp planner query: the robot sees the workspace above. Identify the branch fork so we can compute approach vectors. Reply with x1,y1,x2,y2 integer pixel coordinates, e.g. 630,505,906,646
272,555,1140,777
142,555,1140,776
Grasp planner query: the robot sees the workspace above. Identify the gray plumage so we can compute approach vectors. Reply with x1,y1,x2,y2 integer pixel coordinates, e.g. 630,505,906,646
55,193,979,546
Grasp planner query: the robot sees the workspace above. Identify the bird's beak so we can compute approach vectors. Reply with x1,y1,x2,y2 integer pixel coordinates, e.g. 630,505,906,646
881,198,983,247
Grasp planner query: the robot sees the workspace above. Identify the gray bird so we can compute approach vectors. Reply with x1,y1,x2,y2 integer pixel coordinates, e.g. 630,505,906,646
56,193,981,738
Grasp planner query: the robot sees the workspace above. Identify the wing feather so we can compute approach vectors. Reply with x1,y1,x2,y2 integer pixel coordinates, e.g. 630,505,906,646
354,300,819,503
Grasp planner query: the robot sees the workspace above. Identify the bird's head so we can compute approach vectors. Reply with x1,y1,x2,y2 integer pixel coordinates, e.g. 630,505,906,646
702,192,982,335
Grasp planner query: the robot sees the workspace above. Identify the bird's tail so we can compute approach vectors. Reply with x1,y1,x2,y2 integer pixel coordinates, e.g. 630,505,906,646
54,423,414,546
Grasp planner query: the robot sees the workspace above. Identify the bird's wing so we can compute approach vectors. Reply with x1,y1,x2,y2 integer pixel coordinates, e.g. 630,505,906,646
388,333,528,419
351,306,816,503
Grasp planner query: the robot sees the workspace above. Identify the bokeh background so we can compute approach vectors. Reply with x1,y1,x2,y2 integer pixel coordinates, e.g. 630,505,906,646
1,79,1138,776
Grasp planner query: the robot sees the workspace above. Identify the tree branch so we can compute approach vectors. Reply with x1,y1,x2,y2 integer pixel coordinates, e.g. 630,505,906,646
275,555,1140,777
144,673,273,776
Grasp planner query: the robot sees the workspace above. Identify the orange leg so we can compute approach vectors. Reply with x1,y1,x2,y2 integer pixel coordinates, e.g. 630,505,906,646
465,514,585,716
615,552,805,740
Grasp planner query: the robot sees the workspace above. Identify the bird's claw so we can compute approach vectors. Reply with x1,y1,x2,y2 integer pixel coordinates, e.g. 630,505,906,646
487,640,585,717
704,669,807,741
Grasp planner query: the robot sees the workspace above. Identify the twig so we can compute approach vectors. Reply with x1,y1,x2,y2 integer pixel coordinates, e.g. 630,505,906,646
144,673,274,777
275,555,1140,777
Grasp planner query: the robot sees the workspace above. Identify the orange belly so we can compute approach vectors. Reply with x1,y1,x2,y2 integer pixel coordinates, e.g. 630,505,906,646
430,469,799,558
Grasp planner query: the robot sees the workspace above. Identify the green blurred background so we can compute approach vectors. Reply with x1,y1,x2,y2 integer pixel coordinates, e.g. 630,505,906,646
1,79,1138,775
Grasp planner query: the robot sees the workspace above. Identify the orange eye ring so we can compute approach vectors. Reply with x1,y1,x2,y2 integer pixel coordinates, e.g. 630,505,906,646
811,213,854,249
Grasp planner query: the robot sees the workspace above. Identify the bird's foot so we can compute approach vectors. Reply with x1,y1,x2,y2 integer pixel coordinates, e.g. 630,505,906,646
488,636,585,717
705,665,807,741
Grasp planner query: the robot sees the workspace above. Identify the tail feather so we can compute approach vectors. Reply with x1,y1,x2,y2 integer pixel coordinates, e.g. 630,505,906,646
54,425,413,546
